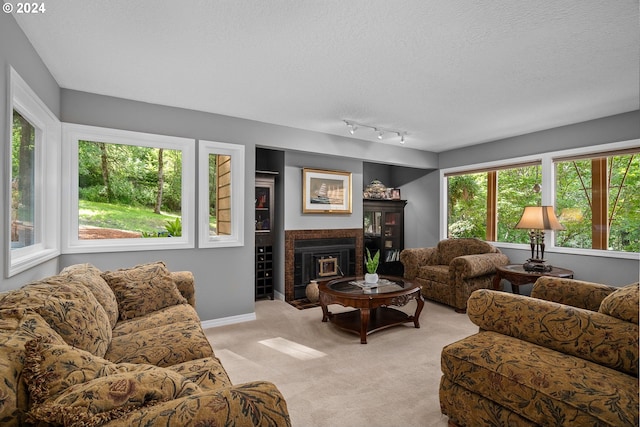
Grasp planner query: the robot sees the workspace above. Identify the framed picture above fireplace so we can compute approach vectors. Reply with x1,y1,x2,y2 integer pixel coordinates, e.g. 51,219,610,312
302,168,352,214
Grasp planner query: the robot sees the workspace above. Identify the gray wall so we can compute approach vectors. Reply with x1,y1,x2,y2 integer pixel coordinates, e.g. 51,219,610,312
436,111,640,287
0,11,61,291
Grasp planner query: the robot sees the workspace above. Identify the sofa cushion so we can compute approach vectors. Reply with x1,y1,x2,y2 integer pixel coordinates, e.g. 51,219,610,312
23,337,201,427
442,331,639,426
111,304,201,338
417,264,449,283
104,321,214,367
0,278,112,357
599,283,639,324
167,357,232,391
101,261,188,321
0,309,66,427
61,263,119,329
109,381,291,427
437,238,498,265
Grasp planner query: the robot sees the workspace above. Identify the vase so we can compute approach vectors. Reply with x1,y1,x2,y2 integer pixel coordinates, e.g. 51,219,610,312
364,273,379,285
305,280,319,302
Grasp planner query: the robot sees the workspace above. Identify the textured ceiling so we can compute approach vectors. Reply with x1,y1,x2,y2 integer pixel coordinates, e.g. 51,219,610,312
10,0,639,152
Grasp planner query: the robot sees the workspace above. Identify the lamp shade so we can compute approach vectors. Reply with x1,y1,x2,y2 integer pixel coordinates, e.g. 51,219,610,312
515,206,566,231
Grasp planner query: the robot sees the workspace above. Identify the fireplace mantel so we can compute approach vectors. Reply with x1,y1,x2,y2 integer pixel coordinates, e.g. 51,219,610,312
284,229,363,301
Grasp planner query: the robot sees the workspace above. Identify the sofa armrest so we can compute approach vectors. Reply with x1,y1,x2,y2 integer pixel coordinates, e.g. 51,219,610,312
467,289,639,376
450,253,510,280
531,276,617,311
400,248,438,279
171,271,196,308
106,381,290,427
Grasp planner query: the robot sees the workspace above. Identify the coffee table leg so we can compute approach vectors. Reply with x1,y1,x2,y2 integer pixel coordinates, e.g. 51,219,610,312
359,308,370,344
319,293,330,322
413,294,425,328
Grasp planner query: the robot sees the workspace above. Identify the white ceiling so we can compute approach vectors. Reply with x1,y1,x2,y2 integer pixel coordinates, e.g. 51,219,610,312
11,0,639,152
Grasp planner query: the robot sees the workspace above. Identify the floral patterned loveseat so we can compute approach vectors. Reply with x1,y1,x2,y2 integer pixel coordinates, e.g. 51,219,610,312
400,238,509,312
0,261,290,427
440,276,639,427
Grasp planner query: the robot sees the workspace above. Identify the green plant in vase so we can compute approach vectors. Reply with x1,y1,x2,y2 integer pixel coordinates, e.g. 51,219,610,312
365,248,380,284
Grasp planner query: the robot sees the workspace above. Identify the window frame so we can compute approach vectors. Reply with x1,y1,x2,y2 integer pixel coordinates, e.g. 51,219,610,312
61,123,195,253
445,161,542,242
440,139,639,260
198,140,245,248
5,67,61,277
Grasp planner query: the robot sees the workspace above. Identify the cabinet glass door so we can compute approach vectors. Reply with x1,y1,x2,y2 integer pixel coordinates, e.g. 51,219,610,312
383,211,401,261
255,186,271,232
364,211,382,236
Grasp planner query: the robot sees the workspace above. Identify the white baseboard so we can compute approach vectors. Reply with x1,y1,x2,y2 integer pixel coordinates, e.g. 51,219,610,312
274,290,285,301
201,312,256,329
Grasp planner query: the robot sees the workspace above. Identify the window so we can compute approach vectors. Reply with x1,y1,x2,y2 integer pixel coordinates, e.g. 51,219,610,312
555,149,639,252
198,140,244,248
441,140,639,258
6,68,60,276
62,124,195,253
446,162,541,243
11,111,35,249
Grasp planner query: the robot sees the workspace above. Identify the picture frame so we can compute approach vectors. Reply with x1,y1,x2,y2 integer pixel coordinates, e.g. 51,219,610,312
302,168,352,214
390,188,401,200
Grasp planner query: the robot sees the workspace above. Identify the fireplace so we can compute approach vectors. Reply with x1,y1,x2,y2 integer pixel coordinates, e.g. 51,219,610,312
294,238,355,299
285,229,363,301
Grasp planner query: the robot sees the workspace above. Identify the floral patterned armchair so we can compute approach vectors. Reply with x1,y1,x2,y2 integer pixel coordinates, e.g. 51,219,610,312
400,238,509,312
440,277,639,426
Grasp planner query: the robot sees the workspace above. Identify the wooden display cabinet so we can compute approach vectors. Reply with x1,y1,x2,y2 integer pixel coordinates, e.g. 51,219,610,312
363,199,407,276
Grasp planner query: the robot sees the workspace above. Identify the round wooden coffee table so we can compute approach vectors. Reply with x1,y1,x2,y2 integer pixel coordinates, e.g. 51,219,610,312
318,276,424,344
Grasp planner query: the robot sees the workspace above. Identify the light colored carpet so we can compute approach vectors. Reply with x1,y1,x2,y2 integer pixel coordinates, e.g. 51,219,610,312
204,298,478,427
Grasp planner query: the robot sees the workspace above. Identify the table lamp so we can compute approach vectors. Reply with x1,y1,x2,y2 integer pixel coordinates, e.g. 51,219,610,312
515,206,565,272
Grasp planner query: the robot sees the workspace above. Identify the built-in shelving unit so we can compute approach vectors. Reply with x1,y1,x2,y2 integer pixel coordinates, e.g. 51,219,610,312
255,172,276,299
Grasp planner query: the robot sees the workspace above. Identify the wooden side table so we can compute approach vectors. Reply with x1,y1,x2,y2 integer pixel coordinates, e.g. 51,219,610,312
493,264,574,295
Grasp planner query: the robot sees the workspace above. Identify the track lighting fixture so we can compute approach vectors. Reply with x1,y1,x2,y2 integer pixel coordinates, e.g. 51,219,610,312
343,120,407,145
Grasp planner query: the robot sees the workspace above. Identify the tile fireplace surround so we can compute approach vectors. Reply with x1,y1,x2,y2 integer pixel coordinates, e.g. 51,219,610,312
285,228,364,301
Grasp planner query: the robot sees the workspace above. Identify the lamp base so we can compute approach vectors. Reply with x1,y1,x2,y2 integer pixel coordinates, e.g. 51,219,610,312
523,259,552,272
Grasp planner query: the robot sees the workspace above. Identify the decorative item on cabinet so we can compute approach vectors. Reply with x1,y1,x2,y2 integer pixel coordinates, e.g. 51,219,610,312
363,179,388,199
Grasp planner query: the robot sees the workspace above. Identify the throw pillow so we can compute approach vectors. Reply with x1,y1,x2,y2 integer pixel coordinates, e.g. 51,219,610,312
0,278,112,357
23,337,201,427
599,283,639,324
0,309,66,427
61,263,119,329
101,261,187,320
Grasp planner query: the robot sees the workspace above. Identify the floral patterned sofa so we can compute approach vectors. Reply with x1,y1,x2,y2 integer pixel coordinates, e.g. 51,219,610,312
400,238,509,312
440,276,639,427
0,261,290,427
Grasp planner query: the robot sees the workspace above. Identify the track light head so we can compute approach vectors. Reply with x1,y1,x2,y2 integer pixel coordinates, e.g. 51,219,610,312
344,121,358,135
